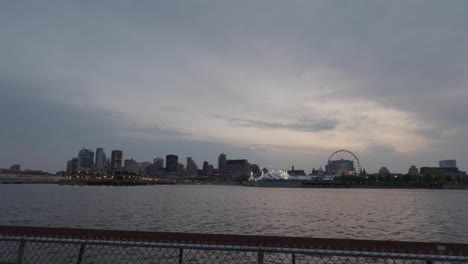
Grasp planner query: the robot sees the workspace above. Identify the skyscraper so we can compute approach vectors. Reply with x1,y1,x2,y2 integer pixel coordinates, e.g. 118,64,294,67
186,157,198,176
111,150,123,171
77,148,94,170
153,157,164,171
165,154,178,173
66,158,79,173
95,148,106,173
218,153,227,174
202,161,213,176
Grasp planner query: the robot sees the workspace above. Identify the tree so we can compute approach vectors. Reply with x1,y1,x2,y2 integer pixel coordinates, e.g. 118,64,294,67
422,174,434,184
367,175,377,184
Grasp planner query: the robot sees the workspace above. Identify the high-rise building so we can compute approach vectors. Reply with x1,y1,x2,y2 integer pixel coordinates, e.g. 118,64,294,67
111,150,123,171
186,157,198,176
77,148,94,170
95,148,106,173
439,160,457,168
66,158,79,173
66,160,73,173
165,154,178,172
153,157,165,171
177,163,185,175
218,153,227,174
202,161,214,176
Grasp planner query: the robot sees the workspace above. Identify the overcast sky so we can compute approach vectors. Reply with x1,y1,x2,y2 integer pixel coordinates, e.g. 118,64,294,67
1,1,468,173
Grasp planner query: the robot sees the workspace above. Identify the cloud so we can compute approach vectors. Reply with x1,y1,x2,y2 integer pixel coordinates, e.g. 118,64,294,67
217,116,338,132
1,1,468,172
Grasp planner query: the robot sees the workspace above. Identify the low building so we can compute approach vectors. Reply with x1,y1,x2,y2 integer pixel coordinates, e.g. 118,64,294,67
439,160,457,168
10,164,21,171
124,159,138,173
250,164,261,176
287,166,306,176
408,165,419,176
379,167,390,176
420,167,465,177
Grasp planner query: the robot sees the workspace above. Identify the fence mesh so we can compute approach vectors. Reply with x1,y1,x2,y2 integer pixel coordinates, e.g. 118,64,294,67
1,226,467,264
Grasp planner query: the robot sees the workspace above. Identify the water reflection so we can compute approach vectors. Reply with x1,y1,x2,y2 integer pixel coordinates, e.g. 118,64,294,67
0,185,467,243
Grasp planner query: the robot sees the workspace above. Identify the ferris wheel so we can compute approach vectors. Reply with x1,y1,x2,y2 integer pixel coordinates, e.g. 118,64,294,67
327,149,362,175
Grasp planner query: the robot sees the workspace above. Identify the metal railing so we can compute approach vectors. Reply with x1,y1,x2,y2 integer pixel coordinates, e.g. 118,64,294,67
1,226,467,263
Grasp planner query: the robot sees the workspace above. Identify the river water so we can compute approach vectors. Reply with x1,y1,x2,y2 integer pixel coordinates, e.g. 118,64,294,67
1,184,467,243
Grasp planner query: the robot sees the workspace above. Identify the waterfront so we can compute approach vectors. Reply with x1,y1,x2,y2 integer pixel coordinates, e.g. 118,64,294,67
1,184,467,243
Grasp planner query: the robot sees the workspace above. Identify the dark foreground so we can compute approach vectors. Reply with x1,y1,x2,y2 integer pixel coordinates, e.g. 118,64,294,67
1,226,467,264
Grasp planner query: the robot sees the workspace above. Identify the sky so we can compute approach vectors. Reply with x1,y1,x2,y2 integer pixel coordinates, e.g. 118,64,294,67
1,1,468,173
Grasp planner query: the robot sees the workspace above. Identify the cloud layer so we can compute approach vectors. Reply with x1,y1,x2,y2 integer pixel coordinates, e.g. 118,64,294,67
1,1,468,172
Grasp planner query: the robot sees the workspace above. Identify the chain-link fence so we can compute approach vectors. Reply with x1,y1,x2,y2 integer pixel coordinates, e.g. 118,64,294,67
1,226,467,264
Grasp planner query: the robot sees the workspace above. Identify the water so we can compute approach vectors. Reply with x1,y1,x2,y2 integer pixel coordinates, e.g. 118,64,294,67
1,184,467,243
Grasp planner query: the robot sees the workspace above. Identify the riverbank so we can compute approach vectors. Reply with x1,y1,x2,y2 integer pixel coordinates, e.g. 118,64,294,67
2,176,468,189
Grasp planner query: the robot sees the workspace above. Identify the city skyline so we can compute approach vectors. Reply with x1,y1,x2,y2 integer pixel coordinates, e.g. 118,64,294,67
1,1,468,173
4,145,462,176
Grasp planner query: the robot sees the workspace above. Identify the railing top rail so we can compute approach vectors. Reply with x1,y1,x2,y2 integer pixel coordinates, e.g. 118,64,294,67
1,225,467,256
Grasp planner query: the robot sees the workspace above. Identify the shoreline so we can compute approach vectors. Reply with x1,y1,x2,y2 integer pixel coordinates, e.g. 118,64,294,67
1,178,468,189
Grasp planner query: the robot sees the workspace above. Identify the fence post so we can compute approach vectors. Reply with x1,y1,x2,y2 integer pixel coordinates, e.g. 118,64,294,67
292,253,296,264
76,244,86,264
257,251,264,264
16,240,26,264
178,248,183,264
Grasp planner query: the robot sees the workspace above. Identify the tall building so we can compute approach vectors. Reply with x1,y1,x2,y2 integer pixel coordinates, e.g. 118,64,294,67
439,160,457,168
202,161,213,176
186,157,198,176
77,148,94,170
95,148,106,173
153,157,165,171
165,154,178,172
66,158,78,173
66,160,73,173
111,150,123,171
218,153,227,174
177,163,185,175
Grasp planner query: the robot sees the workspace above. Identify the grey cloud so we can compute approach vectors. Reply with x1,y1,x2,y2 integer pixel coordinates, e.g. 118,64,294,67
1,1,468,172
218,116,337,132
0,83,263,171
